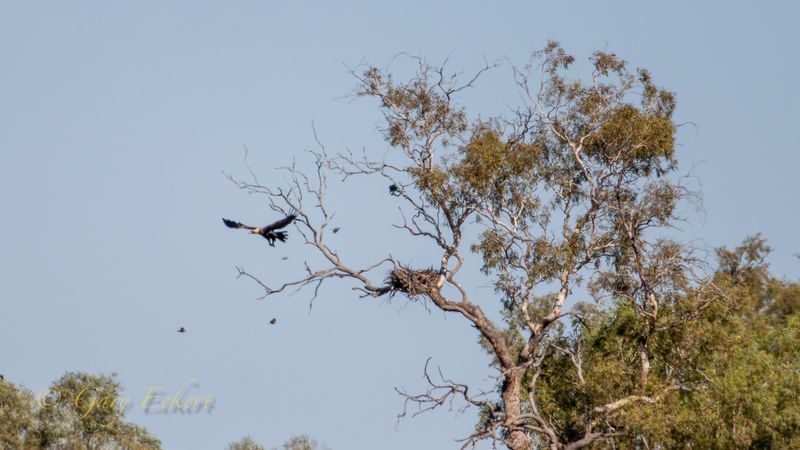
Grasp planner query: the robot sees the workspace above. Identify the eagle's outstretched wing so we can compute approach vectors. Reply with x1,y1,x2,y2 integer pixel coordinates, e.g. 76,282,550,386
222,218,255,230
263,214,296,232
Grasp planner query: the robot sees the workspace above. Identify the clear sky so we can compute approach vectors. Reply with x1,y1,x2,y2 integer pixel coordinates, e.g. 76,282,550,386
1,1,798,449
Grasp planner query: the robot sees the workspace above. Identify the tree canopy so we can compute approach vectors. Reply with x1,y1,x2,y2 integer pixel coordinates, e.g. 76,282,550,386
0,372,160,450
0,372,328,450
226,434,328,450
226,42,800,449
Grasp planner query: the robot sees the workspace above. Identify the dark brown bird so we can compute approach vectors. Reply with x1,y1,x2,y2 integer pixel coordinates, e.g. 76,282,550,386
269,318,277,325
389,184,401,196
222,215,296,246
332,227,341,234
177,327,186,333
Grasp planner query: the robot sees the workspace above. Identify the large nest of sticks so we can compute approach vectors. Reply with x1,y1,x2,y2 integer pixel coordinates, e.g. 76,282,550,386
386,266,440,298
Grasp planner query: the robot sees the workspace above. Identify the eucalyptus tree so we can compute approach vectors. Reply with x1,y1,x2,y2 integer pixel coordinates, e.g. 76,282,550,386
226,435,328,450
0,372,160,450
228,42,721,449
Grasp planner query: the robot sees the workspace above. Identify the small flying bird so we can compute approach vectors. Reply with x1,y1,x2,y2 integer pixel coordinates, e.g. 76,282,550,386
281,256,289,261
222,215,296,247
177,327,186,333
269,318,277,325
389,184,401,196
332,227,341,234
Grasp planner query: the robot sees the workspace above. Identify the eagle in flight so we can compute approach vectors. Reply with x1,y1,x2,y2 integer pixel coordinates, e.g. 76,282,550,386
222,215,296,246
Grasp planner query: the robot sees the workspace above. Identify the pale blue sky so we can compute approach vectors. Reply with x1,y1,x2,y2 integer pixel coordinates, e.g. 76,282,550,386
1,1,798,449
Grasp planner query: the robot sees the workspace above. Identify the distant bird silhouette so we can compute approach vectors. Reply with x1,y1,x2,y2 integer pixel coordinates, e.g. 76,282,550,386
222,215,296,246
177,327,186,333
0,374,4,381
269,318,277,325
389,184,401,196
281,256,289,261
332,227,341,234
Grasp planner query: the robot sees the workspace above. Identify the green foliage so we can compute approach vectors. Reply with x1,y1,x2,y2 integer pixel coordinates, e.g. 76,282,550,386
0,372,159,450
227,436,266,450
356,64,467,151
0,380,36,449
1,374,329,450
281,435,329,450
226,435,329,450
532,237,800,449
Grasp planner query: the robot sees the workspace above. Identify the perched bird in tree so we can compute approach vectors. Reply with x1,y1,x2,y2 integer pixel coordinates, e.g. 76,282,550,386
269,318,277,325
222,215,296,246
389,184,401,196
177,327,186,333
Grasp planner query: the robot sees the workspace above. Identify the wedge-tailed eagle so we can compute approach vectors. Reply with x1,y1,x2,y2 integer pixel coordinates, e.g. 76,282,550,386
222,215,296,246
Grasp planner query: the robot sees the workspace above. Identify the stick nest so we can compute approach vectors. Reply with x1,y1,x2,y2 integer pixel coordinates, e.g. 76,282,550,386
387,266,439,298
